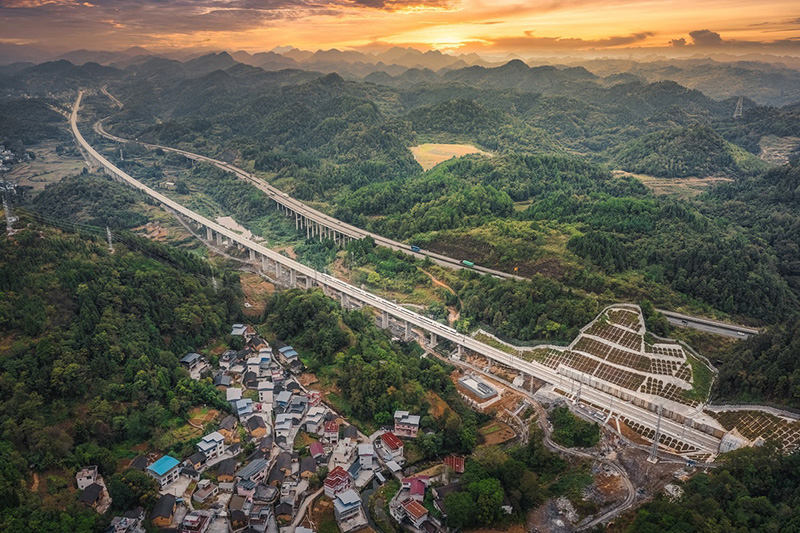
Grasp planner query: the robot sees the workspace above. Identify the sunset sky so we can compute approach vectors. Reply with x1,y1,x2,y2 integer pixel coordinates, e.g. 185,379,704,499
2,0,800,56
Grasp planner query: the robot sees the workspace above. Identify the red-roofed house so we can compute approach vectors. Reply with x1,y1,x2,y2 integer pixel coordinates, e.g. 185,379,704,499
379,432,404,464
401,475,430,501
324,421,340,444
444,455,465,474
324,466,351,498
310,441,324,461
401,499,429,528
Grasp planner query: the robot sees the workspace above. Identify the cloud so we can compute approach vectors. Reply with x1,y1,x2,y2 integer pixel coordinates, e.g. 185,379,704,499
477,31,655,51
689,29,722,46
670,37,686,47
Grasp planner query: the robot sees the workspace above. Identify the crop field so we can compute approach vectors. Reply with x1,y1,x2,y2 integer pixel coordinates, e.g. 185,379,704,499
409,143,492,170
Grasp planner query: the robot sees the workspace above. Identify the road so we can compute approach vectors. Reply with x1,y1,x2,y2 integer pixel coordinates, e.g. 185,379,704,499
92,88,760,341
657,309,759,339
74,90,725,456
428,350,636,530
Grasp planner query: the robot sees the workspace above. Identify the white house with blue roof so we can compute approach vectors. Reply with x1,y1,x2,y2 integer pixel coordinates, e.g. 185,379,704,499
146,455,180,488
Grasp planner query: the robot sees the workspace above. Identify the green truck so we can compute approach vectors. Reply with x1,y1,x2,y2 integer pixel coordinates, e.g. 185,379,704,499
461,260,475,268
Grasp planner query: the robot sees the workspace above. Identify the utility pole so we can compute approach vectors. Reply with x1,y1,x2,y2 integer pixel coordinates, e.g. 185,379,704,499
648,404,663,463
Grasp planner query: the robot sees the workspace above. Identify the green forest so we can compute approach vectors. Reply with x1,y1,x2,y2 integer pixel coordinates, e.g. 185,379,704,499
0,222,240,531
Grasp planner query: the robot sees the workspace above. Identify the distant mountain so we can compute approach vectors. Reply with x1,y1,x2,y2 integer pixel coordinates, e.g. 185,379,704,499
0,43,50,65
611,125,769,178
56,47,153,66
182,52,239,76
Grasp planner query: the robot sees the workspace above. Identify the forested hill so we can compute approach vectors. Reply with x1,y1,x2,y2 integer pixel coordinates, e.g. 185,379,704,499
0,222,241,530
611,125,769,178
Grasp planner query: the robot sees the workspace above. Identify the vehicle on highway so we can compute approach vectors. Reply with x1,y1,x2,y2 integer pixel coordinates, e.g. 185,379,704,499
410,245,421,252
462,260,475,268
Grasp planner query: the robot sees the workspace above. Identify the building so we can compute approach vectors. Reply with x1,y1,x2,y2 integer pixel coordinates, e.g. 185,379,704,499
400,499,429,528
219,415,238,442
334,489,362,521
394,410,420,438
181,510,213,533
180,352,203,370
246,416,268,438
151,494,176,528
78,483,103,508
231,324,247,336
232,398,254,419
402,476,429,502
258,380,274,404
306,406,326,434
458,375,498,400
433,482,462,516
275,390,292,409
300,456,317,478
324,420,340,443
106,508,145,533
358,443,374,470
76,465,98,490
216,458,237,483
324,466,351,498
197,431,226,460
213,374,232,389
309,441,324,461
227,387,243,403
237,458,269,484
146,455,180,488
444,455,465,474
192,480,219,504
379,432,404,463
185,452,207,471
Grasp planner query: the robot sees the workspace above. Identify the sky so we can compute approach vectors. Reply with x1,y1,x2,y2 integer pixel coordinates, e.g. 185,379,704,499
1,0,800,56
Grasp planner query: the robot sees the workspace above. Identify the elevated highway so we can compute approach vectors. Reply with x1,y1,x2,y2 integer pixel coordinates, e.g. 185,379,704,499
73,91,724,457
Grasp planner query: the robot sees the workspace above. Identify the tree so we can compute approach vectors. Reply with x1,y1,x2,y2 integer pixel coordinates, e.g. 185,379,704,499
444,492,475,529
469,478,504,525
107,469,159,512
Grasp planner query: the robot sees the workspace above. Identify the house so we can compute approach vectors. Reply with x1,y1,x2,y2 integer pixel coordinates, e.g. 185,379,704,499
236,458,269,484
243,371,258,389
213,374,232,389
379,432,404,463
271,369,285,384
229,494,251,529
151,493,176,528
232,398,254,419
275,390,292,408
180,352,203,370
231,323,247,336
347,460,361,481
288,395,309,417
258,381,274,404
192,480,219,504
306,406,326,434
308,390,322,406
76,465,98,490
324,421,340,443
219,350,238,370
289,358,304,374
358,443,374,470
146,455,180,488
219,415,238,442
249,504,273,530
181,510,213,533
275,452,293,475
299,456,317,478
106,508,145,533
333,489,362,521
400,499,429,528
78,483,103,508
185,451,207,471
401,476,429,502
278,346,299,366
394,410,420,438
253,482,279,504
246,416,268,438
342,425,358,441
275,501,294,521
258,435,273,456
197,431,226,460
444,455,465,474
309,441,324,461
433,482,462,516
216,458,237,483
331,438,356,465
324,466,351,498
227,388,243,403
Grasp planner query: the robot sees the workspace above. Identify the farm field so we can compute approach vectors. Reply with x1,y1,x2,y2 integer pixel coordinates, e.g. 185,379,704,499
409,143,492,170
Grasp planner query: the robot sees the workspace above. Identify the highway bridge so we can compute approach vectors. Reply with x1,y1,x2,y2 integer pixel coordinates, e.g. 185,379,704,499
73,91,726,457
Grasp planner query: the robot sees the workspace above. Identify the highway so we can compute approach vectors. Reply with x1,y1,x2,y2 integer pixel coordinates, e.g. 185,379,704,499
74,90,724,456
657,309,759,339
92,90,761,341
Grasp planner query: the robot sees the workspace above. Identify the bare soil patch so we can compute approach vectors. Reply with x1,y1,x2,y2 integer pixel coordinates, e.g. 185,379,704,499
478,420,516,446
410,143,492,170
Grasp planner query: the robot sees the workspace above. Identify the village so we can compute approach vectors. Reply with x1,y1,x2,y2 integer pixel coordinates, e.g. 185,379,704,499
78,323,479,533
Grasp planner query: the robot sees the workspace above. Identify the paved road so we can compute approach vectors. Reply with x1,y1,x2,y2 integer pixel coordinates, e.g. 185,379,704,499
75,90,724,456
657,309,759,339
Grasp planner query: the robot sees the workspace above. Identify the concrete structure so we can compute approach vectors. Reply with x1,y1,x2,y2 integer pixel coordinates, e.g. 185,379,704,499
324,466,352,498
379,432,404,463
458,375,498,400
197,431,225,460
394,410,421,438
358,443,374,470
146,456,180,488
76,465,98,490
334,489,362,521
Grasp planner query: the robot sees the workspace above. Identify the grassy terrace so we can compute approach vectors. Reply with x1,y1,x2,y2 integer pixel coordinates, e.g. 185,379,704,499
682,351,714,402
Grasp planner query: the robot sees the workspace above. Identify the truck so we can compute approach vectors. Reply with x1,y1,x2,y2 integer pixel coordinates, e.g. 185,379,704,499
410,245,421,252
461,260,475,268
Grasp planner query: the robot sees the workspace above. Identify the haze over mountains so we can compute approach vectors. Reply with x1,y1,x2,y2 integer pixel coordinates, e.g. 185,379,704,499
2,43,800,107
